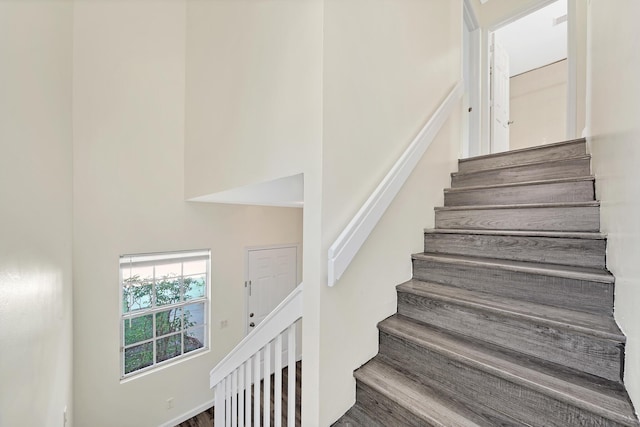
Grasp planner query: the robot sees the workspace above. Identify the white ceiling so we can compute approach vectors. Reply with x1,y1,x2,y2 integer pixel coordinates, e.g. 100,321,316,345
494,0,567,77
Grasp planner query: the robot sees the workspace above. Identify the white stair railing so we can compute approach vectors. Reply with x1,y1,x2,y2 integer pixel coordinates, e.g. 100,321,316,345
327,81,464,286
210,283,303,427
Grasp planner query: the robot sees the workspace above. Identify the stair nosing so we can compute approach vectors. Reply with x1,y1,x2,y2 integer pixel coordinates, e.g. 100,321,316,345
435,201,600,211
452,154,591,177
444,176,595,193
354,359,487,427
423,228,606,240
396,279,623,341
379,315,637,426
411,252,614,283
458,138,586,164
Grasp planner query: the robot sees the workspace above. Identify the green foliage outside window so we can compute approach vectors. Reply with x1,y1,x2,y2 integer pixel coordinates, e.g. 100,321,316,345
122,272,207,375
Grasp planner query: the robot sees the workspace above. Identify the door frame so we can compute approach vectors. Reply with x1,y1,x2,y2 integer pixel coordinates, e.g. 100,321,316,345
462,0,482,158
480,0,577,154
243,243,301,335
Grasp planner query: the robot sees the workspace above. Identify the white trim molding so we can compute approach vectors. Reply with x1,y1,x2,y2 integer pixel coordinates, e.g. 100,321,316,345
463,0,480,30
327,81,464,287
159,398,215,427
566,0,578,140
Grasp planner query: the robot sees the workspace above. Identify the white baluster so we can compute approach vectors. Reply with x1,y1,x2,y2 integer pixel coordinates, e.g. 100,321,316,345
238,364,245,427
254,351,261,426
264,342,271,427
287,324,296,427
208,286,304,426
246,359,252,427
226,374,232,427
274,333,283,427
215,379,225,427
232,369,238,427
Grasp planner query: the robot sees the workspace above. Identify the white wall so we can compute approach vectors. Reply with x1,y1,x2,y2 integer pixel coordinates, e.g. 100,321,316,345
510,59,567,150
493,0,567,78
185,0,323,200
72,1,303,426
308,1,463,424
0,2,74,426
587,0,640,413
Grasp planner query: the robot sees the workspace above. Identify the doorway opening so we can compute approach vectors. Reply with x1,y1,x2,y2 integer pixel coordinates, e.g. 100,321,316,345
489,0,569,153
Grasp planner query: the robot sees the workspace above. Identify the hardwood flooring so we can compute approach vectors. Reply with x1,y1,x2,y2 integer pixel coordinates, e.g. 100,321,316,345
176,407,214,427
176,361,301,427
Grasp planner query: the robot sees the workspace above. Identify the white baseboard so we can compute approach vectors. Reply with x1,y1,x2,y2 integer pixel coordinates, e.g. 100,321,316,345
159,398,215,427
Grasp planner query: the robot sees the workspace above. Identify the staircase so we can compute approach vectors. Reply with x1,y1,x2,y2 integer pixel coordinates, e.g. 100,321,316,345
334,139,640,426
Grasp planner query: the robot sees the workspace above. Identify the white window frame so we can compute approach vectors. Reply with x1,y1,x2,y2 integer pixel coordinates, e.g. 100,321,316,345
119,249,210,379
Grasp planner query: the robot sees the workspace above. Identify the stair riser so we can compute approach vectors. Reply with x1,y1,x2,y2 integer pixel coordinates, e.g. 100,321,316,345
353,382,438,427
397,291,624,382
412,258,613,315
379,332,627,427
424,233,606,269
458,140,587,173
444,180,594,206
452,157,591,188
435,206,600,232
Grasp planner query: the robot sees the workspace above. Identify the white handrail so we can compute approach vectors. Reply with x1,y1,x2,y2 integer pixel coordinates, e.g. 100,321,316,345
210,283,303,386
327,81,464,286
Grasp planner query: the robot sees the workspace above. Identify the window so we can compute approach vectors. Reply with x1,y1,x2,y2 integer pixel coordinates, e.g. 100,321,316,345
120,249,210,378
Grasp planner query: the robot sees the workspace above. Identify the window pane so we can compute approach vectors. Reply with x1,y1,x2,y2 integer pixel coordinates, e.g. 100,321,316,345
123,265,153,282
122,282,152,313
123,314,153,346
156,307,182,336
155,262,182,278
184,327,205,353
155,276,181,306
156,334,182,363
184,275,206,300
124,342,153,374
183,302,205,328
183,260,206,276
120,250,210,377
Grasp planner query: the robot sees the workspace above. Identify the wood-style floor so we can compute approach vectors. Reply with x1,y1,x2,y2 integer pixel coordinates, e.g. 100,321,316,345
176,407,214,427
176,361,302,427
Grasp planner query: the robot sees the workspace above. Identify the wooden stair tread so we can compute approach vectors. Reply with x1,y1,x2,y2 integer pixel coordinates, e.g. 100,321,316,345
458,138,586,165
378,315,639,426
332,404,382,427
435,201,600,211
444,176,595,193
423,228,606,240
354,359,498,427
340,139,639,426
452,154,591,177
397,279,623,340
412,252,614,283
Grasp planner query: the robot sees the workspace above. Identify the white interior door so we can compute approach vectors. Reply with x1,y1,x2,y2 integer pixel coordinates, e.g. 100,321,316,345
490,33,511,153
246,246,297,334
